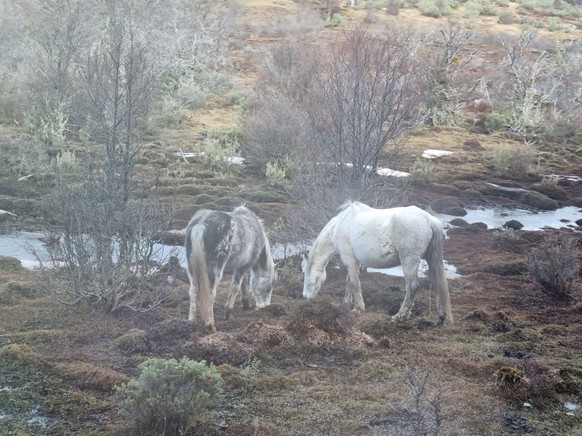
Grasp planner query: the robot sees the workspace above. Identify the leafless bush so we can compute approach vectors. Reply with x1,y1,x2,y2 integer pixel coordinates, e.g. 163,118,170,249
527,232,579,300
1,0,238,139
244,26,422,239
242,89,310,170
370,370,453,436
38,179,176,313
422,21,479,126
36,3,176,313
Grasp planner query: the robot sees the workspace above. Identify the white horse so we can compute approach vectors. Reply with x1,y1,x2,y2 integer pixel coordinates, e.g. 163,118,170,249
302,201,453,324
185,205,276,332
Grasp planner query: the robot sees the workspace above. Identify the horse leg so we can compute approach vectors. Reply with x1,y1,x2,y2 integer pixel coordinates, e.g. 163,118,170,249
240,274,254,310
200,266,222,333
392,256,420,322
340,253,364,311
344,276,354,306
224,270,245,320
188,282,197,324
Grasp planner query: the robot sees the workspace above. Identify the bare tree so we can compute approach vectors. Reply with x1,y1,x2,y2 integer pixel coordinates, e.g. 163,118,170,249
423,20,479,126
303,25,425,188
288,25,424,233
498,28,551,132
243,25,424,239
40,2,175,313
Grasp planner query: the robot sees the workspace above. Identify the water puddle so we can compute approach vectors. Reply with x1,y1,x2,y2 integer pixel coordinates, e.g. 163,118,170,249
0,232,181,270
368,260,461,279
1,205,579,275
439,206,581,231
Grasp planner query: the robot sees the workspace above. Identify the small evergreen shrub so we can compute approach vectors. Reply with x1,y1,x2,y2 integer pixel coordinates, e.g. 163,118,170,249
498,10,516,24
410,158,434,183
116,357,223,435
418,0,451,16
492,228,519,249
265,160,287,187
484,111,512,132
528,233,579,300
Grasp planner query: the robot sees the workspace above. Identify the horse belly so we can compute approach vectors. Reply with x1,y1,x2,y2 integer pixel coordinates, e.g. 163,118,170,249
350,234,400,268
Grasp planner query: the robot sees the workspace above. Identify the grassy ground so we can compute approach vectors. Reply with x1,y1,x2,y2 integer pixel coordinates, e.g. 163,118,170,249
0,1,581,435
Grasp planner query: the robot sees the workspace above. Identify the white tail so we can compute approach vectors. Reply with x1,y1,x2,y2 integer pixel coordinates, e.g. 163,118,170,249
187,224,216,331
426,221,453,324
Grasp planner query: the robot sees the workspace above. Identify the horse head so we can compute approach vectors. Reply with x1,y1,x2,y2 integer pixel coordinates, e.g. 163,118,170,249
250,269,274,308
250,248,277,308
301,252,326,299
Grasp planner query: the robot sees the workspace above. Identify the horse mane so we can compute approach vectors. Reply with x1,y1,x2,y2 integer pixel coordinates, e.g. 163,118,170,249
232,203,250,214
338,200,355,212
337,200,371,215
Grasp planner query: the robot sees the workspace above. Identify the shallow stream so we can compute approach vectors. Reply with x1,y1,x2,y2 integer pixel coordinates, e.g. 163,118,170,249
0,206,579,278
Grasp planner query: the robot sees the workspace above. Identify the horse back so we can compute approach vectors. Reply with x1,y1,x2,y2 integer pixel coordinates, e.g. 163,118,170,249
186,210,234,267
344,206,435,254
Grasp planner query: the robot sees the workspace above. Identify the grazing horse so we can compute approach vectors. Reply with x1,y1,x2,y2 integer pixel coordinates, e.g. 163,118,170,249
302,201,453,324
185,205,276,332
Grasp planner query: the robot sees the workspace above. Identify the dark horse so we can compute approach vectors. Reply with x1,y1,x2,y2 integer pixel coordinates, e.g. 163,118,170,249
185,205,276,332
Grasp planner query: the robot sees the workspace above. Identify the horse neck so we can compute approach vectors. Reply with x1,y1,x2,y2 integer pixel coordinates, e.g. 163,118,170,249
309,218,337,272
260,233,275,278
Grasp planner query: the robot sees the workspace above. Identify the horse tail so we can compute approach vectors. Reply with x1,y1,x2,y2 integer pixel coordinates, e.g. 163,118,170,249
186,224,214,329
426,219,453,324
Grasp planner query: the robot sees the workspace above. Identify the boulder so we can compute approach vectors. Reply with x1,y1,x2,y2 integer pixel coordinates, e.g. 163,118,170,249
449,218,469,227
442,206,468,217
503,220,524,231
431,196,462,213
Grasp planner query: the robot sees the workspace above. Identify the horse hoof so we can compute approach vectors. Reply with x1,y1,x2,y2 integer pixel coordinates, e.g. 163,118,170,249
204,323,217,333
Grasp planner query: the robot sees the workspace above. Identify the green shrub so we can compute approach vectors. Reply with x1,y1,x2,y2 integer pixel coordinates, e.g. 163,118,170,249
116,357,223,435
492,228,519,249
498,10,516,24
410,157,434,183
546,16,562,31
265,160,287,187
56,150,79,175
528,233,579,300
484,111,513,132
418,0,451,16
325,13,344,28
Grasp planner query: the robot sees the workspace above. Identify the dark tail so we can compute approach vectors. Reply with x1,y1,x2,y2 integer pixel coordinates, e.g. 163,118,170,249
426,220,453,324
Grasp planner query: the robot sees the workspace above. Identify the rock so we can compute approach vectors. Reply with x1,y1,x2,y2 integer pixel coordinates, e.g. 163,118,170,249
503,220,524,230
442,206,467,217
576,218,582,227
471,222,488,230
447,223,485,235
449,218,469,227
480,183,558,210
525,191,558,210
531,183,568,201
431,196,462,213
